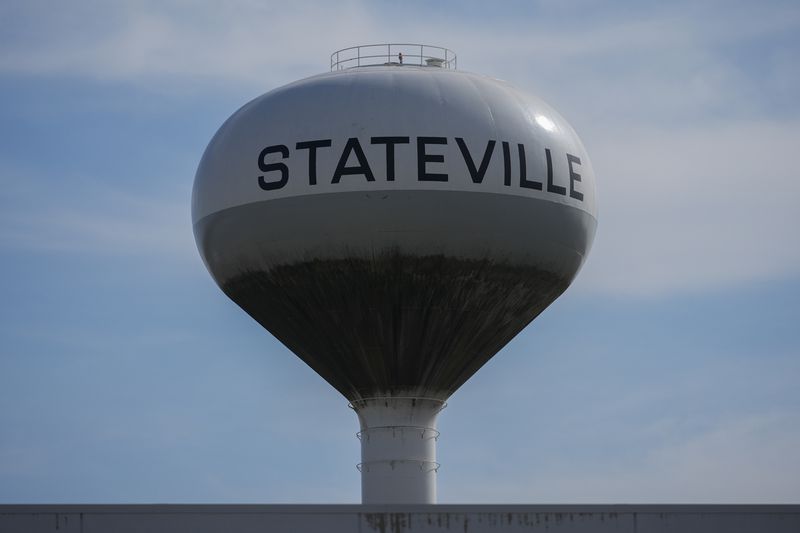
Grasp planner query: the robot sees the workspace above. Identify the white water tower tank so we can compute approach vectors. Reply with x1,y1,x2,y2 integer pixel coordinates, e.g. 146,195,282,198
192,44,597,504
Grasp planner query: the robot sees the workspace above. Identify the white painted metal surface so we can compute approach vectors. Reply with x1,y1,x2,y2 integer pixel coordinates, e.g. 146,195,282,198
191,66,597,224
352,397,445,504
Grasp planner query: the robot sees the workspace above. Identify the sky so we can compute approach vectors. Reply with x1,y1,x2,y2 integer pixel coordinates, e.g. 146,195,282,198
0,0,798,504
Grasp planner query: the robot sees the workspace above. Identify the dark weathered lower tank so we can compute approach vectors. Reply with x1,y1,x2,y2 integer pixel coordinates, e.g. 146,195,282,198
194,190,594,401
223,253,568,400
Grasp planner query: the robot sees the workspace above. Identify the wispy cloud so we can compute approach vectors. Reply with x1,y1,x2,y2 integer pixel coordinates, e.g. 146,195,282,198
443,411,800,503
1,0,799,506
575,119,800,296
0,1,380,87
2,1,796,94
0,167,194,260
1,0,798,296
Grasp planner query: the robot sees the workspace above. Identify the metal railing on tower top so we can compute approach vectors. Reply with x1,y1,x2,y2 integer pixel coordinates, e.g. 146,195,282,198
330,44,457,71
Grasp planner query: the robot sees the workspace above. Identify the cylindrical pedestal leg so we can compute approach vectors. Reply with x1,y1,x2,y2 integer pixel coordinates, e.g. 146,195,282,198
350,397,445,504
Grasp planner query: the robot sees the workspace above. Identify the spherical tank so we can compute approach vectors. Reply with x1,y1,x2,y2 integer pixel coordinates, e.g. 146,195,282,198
193,56,597,405
194,47,597,503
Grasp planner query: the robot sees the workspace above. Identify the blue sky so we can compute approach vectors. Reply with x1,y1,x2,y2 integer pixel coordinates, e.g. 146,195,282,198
1,0,798,503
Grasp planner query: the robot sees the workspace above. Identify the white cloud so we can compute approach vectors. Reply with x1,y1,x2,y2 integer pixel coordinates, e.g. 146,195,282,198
636,412,800,502
441,411,800,503
0,1,380,88
1,0,798,296
575,119,800,296
1,1,795,91
0,169,195,260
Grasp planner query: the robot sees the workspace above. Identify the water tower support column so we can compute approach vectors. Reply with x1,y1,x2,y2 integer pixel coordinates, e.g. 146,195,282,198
350,397,445,504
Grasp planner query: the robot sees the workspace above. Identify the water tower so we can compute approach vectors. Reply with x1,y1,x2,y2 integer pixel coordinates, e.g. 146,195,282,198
192,44,597,504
